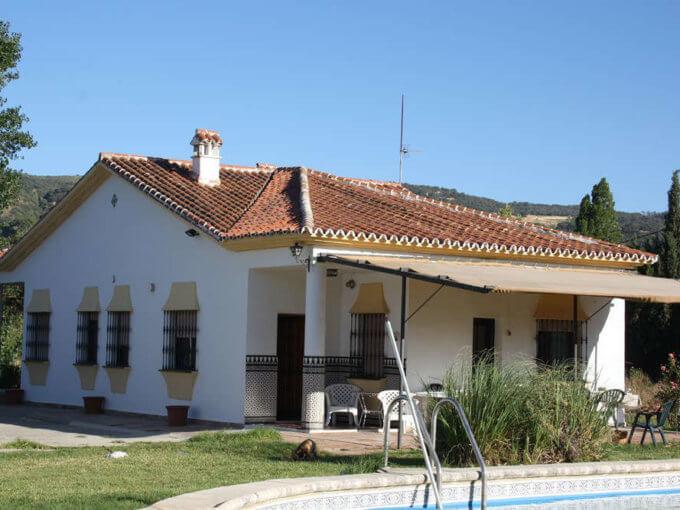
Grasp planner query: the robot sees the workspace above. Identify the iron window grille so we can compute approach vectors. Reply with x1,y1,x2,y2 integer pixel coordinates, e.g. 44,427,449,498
26,312,50,361
75,311,99,365
106,311,130,367
162,310,198,371
536,319,583,365
350,313,385,379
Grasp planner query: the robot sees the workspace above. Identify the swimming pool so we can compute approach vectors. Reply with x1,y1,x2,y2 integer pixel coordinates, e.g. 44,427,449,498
373,487,680,509
149,459,680,509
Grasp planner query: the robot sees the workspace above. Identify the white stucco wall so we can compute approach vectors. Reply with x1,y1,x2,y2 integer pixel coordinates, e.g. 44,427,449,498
3,175,628,426
2,173,296,424
246,268,306,355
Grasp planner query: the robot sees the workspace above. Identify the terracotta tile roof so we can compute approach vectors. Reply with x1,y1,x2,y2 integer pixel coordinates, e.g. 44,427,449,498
98,153,657,265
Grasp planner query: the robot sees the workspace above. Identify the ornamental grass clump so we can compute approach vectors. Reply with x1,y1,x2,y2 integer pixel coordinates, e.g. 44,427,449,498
436,356,610,466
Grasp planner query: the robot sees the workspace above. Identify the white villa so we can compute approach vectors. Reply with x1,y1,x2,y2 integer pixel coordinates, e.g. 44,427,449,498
2,128,679,429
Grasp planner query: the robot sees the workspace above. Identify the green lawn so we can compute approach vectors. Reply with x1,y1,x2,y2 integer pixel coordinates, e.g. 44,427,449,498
0,429,679,510
0,429,420,510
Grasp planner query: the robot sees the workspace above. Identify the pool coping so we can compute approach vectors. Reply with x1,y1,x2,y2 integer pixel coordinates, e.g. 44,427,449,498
148,459,680,509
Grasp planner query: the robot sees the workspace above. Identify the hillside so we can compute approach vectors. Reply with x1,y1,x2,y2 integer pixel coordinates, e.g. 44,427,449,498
405,183,664,246
0,174,80,244
0,175,664,250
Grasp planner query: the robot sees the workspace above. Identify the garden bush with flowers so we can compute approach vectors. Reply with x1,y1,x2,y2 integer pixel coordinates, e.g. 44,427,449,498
657,352,680,429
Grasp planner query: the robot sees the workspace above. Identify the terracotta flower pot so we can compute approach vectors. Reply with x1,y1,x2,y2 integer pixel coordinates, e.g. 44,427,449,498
4,388,24,405
82,396,105,414
166,405,190,426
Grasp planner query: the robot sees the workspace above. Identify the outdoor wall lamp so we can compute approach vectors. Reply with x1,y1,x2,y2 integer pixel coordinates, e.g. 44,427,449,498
185,228,200,238
289,242,311,270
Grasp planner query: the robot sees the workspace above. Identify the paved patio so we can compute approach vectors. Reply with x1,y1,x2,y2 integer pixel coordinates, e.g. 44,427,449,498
0,403,233,447
0,403,418,453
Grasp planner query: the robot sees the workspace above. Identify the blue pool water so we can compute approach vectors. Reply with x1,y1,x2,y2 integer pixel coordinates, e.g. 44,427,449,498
373,487,680,509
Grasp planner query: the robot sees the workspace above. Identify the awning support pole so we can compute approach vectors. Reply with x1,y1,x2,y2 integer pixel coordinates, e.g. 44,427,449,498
397,274,406,449
573,295,578,381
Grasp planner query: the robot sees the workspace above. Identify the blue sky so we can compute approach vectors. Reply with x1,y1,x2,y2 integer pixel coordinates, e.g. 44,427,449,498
4,1,680,212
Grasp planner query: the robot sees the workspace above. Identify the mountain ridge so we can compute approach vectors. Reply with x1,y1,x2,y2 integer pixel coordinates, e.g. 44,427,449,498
0,174,663,250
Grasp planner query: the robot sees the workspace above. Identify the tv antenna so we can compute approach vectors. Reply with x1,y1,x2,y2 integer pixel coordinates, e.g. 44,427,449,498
398,94,421,183
399,94,407,183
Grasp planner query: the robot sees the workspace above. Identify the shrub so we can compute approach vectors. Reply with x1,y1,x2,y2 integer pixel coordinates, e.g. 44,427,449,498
656,353,680,429
0,309,23,389
435,357,610,466
626,368,660,409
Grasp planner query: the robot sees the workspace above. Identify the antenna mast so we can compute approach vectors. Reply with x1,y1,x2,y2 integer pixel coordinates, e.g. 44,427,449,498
399,94,408,183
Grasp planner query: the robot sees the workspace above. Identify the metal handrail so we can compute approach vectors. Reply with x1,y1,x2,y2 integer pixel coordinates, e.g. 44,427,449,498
384,320,443,510
431,398,487,509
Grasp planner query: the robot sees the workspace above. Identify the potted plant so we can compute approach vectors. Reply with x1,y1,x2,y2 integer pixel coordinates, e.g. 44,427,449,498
82,396,105,414
166,405,190,426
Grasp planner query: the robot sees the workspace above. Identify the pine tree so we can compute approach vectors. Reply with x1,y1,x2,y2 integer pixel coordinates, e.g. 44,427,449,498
0,21,35,213
575,195,592,236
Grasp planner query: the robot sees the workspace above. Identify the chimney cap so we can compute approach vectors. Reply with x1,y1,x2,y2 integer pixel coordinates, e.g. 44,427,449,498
191,128,222,145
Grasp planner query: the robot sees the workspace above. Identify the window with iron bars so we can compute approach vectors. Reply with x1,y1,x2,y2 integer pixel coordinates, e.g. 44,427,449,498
26,312,50,361
349,313,385,379
162,310,198,371
75,312,99,365
106,311,130,367
536,319,583,365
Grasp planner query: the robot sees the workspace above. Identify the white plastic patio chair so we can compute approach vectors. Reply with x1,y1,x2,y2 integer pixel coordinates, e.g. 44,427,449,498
324,383,361,427
377,389,415,434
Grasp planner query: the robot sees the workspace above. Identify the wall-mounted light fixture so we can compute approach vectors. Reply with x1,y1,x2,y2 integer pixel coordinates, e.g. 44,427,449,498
185,228,200,238
289,242,303,260
345,279,356,289
289,242,310,270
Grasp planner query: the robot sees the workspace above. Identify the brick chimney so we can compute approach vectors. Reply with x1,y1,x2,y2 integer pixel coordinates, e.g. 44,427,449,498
190,129,222,186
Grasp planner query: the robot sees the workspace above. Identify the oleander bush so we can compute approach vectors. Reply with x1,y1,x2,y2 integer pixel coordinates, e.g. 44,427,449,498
435,357,610,466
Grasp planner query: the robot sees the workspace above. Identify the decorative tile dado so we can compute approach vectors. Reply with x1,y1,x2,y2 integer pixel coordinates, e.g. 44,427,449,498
258,472,680,509
246,355,278,371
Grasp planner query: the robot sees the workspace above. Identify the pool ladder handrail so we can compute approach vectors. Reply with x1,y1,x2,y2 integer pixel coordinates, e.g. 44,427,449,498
383,319,487,510
431,397,487,509
384,320,444,510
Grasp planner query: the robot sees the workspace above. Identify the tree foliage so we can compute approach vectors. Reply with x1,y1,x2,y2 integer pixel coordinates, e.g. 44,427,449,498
497,203,515,218
626,171,680,379
575,195,592,235
574,178,622,242
0,20,35,216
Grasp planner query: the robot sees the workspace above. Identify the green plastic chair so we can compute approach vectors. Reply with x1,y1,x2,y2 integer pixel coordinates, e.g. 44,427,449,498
627,399,676,446
596,389,625,429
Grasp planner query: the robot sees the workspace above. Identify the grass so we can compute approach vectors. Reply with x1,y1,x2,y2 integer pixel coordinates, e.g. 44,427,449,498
0,429,420,510
0,429,679,509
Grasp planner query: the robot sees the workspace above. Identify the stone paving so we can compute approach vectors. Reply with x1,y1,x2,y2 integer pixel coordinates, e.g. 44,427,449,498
0,403,234,447
0,403,417,452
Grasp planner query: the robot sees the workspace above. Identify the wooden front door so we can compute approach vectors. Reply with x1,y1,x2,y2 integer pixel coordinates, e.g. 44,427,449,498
276,314,305,421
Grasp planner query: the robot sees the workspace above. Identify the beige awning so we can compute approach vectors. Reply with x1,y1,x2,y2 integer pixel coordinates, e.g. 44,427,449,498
107,285,132,312
77,287,100,312
322,255,680,303
27,289,51,313
534,294,587,321
350,282,390,314
163,282,199,311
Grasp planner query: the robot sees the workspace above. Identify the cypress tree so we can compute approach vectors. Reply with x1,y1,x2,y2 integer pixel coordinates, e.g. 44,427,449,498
574,178,622,243
589,178,622,243
662,171,680,279
575,195,592,236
